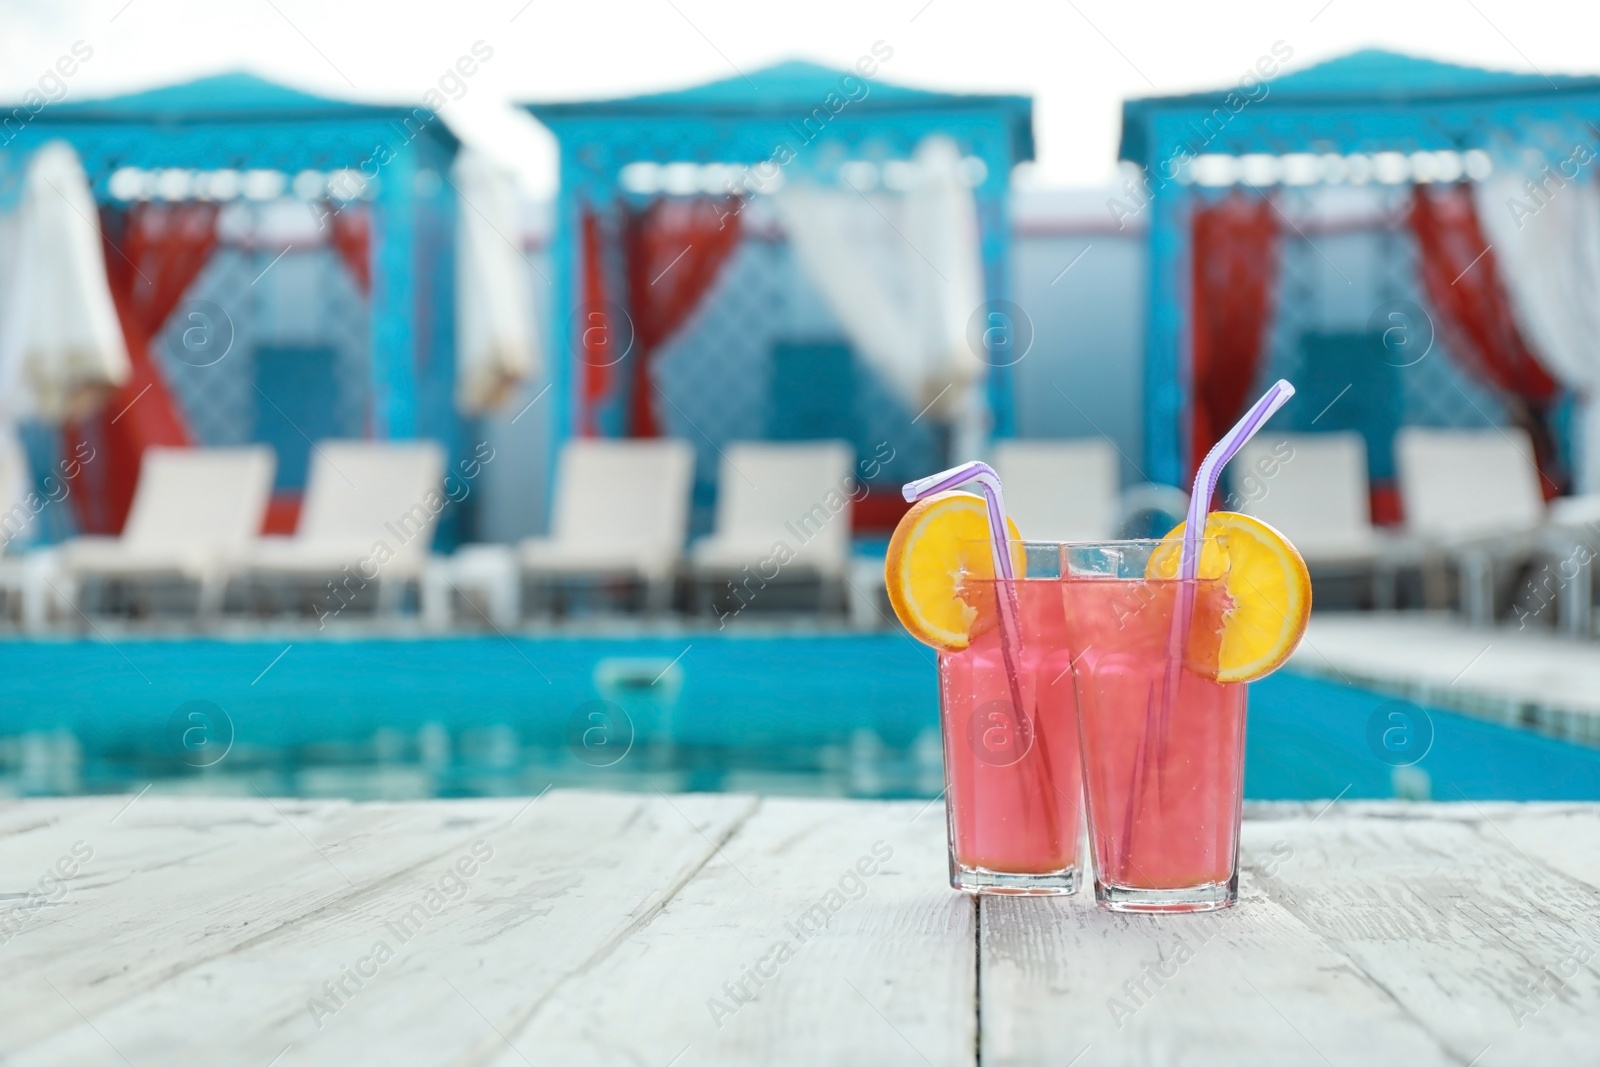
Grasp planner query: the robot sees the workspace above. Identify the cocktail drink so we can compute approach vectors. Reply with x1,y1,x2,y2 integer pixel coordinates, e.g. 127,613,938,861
1058,380,1308,912
886,381,1308,909
883,479,1083,895
1059,540,1248,911
938,546,1082,893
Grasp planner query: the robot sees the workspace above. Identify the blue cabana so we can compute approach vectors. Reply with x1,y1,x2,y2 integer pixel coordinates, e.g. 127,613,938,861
525,59,1033,516
24,71,460,439
2,71,460,533
1119,48,1600,488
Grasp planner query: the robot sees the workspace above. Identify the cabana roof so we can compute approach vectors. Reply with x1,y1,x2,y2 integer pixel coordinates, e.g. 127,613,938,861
1258,48,1593,101
16,70,458,180
534,59,1029,124
1119,48,1600,166
43,71,417,125
527,58,1034,163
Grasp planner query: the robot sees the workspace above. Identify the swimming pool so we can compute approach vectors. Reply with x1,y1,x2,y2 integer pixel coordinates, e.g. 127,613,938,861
1,633,1596,800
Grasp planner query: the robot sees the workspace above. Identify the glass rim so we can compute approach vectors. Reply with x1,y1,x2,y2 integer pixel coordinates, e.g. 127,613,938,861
954,536,1229,583
955,537,1221,547
962,571,1230,582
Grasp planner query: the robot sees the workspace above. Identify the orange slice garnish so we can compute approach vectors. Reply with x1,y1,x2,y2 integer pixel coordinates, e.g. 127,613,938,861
1147,511,1311,683
884,491,1022,651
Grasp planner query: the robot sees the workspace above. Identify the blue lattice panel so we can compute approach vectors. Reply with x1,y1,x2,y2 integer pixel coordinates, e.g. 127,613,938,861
1255,188,1514,449
154,246,371,458
152,249,257,447
651,234,939,535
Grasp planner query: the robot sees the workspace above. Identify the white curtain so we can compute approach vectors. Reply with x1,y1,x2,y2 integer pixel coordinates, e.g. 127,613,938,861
776,136,988,456
0,140,128,425
0,211,25,537
1475,169,1600,492
453,149,539,415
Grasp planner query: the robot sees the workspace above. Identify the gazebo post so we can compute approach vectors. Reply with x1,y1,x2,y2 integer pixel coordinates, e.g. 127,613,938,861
975,177,1014,445
542,174,582,526
413,142,463,542
1143,145,1190,488
370,148,420,440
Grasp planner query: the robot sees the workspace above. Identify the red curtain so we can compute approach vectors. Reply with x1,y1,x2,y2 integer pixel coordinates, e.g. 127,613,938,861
66,203,218,533
1189,193,1280,480
576,208,611,437
328,205,371,294
1410,184,1565,496
622,198,743,436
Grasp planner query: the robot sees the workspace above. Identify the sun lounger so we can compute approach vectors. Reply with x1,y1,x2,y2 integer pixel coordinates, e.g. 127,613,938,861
690,440,855,614
1234,432,1416,607
243,440,445,617
1529,494,1600,635
57,445,275,617
991,439,1119,542
520,439,695,613
1395,427,1546,623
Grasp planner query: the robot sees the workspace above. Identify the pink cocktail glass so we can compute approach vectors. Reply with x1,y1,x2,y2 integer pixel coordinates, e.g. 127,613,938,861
1059,540,1246,913
937,544,1083,894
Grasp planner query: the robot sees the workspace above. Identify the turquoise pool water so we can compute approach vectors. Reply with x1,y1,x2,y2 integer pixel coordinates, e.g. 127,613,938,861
1,633,1596,800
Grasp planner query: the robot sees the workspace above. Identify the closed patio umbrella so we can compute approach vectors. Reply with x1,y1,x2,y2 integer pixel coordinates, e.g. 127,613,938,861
0,141,129,424
453,149,538,414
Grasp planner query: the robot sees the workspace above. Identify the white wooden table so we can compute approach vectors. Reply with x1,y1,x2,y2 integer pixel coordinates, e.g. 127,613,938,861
2,792,1597,1066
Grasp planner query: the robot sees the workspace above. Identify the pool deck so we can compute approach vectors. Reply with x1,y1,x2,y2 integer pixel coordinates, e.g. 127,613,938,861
1293,612,1600,746
2,793,1598,1065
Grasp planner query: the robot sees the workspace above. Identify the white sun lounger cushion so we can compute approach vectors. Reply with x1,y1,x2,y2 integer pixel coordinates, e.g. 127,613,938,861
61,445,274,576
522,439,695,582
1235,432,1395,565
248,440,447,578
692,440,855,577
1396,427,1545,544
992,439,1119,543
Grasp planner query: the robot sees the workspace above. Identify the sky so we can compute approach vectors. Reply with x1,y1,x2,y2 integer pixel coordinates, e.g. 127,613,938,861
3,0,1599,195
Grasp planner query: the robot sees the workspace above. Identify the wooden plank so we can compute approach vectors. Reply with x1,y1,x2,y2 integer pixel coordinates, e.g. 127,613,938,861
0,794,517,1056
0,797,111,844
1473,802,1600,892
980,822,1457,1067
9,795,1600,1065
1244,804,1600,1065
6,790,756,1066
492,797,974,1067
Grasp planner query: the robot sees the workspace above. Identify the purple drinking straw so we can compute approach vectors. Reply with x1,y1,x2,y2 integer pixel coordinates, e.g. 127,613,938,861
1178,379,1297,579
903,461,1018,584
903,462,1027,721
1136,379,1297,836
903,463,1059,829
1163,378,1296,718
902,460,1021,699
